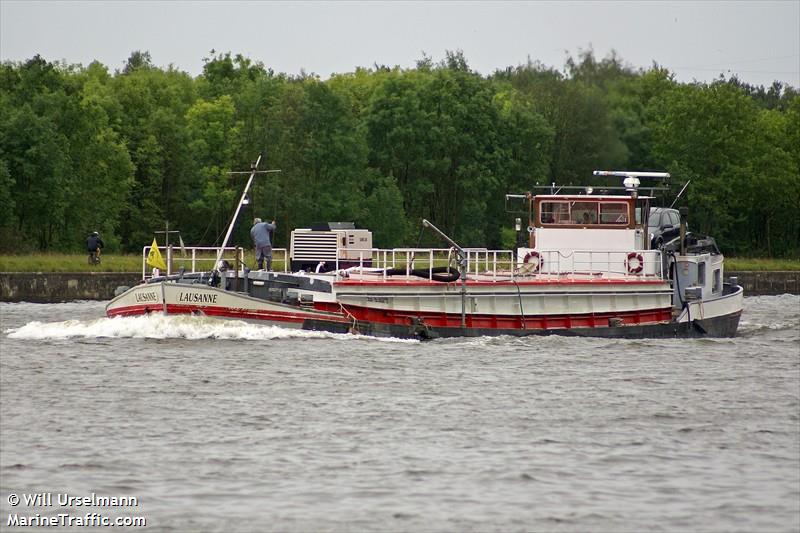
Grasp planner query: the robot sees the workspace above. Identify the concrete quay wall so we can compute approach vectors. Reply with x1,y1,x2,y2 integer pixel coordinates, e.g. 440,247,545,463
726,270,799,297
1,272,142,303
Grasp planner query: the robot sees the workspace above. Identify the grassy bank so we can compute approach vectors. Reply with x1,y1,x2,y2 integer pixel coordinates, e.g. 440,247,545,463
0,253,144,273
726,258,800,271
1,253,798,273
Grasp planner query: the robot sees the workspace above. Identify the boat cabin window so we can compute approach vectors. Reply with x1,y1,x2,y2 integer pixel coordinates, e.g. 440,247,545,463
600,203,628,224
573,202,598,224
540,201,570,224
539,200,629,226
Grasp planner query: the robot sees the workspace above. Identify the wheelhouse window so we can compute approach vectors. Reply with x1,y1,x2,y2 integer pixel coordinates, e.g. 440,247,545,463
540,201,570,224
539,200,629,226
572,201,598,224
600,203,629,224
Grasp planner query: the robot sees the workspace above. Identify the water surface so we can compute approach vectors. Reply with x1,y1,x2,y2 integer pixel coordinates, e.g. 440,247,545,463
1,296,798,532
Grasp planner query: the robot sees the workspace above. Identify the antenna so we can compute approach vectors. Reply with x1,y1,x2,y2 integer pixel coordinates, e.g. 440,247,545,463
593,170,670,195
214,155,281,270
592,171,671,179
669,180,691,209
153,220,180,249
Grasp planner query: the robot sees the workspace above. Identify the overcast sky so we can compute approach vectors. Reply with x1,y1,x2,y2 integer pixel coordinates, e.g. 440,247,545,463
1,1,798,88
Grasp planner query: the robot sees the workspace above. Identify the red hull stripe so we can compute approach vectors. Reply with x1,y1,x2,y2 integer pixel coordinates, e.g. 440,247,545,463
107,304,161,317
107,302,671,331
326,303,673,330
107,304,349,324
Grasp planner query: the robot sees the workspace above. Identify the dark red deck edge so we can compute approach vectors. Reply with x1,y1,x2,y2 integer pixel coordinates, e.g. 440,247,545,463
334,278,668,287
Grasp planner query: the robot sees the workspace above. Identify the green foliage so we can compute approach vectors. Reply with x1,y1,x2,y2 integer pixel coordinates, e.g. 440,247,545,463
360,172,408,247
647,81,799,257
0,50,797,258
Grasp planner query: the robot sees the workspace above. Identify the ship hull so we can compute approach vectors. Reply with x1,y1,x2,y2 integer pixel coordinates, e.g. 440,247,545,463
303,284,743,340
328,277,675,330
311,283,744,339
107,277,743,341
302,306,742,340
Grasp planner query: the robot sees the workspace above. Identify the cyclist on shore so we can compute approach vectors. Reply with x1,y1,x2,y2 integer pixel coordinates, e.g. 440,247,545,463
87,231,104,264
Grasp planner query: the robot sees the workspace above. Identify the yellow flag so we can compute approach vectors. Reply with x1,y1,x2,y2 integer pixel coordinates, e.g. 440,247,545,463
146,238,167,270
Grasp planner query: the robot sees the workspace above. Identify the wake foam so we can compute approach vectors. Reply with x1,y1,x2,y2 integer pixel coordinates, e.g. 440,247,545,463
738,320,800,335
5,313,416,343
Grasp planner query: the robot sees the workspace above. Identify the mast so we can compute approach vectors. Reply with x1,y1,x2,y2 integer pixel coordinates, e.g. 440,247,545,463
214,155,282,271
155,221,182,276
214,154,262,269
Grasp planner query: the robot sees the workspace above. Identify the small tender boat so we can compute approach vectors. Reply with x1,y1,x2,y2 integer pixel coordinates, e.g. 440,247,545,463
106,162,743,340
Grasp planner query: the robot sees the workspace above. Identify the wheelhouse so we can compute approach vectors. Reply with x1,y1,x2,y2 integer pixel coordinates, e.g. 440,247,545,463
525,194,655,253
535,196,635,229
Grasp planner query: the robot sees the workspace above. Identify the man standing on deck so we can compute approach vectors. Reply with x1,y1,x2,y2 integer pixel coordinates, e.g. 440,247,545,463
250,217,276,270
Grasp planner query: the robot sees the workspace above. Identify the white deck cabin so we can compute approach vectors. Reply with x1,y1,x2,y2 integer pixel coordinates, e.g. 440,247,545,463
516,191,662,277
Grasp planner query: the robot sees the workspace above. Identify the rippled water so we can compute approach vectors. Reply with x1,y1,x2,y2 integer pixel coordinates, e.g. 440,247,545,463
1,296,798,532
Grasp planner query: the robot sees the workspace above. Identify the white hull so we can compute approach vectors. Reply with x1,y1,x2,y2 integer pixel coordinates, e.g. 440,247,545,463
106,281,349,327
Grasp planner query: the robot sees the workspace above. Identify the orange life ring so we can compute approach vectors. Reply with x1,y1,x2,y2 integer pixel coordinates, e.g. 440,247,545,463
626,252,644,274
523,251,543,273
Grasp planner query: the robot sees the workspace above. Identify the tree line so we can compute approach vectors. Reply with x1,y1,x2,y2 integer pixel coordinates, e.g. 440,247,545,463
1,50,797,257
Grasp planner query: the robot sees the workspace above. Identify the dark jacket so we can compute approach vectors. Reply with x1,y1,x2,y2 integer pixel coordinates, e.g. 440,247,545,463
250,222,276,248
87,235,104,252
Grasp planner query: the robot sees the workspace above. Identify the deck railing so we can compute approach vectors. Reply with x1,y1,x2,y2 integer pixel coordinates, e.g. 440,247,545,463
328,247,665,282
533,249,664,279
141,246,290,279
141,245,664,282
